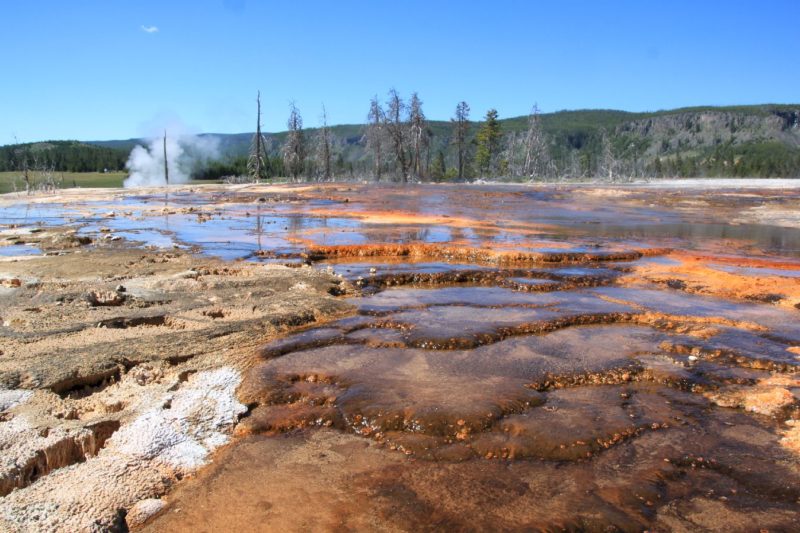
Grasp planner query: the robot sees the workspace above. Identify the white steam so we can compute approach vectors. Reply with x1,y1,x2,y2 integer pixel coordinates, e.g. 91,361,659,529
124,132,220,188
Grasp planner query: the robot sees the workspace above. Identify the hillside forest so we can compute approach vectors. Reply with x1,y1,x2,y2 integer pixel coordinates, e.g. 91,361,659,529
2,97,799,184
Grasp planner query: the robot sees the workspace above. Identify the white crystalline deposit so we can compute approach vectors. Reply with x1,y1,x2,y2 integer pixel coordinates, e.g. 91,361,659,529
0,367,246,532
632,178,800,189
109,366,247,471
125,498,167,528
0,389,32,412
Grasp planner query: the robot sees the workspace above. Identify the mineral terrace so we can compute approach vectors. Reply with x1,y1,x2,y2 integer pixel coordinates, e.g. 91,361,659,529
1,182,799,531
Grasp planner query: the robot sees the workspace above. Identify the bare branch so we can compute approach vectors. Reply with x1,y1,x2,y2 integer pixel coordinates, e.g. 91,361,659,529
282,102,306,181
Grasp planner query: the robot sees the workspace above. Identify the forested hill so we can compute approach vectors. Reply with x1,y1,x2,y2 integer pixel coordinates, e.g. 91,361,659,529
90,104,800,179
2,104,799,178
0,140,127,173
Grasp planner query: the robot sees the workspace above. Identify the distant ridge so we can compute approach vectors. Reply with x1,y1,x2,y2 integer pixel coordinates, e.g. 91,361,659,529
2,104,798,178
84,103,800,150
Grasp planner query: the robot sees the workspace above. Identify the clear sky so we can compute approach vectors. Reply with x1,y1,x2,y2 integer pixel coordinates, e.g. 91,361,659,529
2,0,798,143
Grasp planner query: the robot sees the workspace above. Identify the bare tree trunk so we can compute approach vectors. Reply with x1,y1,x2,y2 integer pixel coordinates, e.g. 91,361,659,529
366,96,384,182
599,130,618,181
384,89,410,182
316,104,333,181
522,104,550,180
282,102,306,181
248,91,270,183
409,92,427,180
163,130,169,185
501,131,516,177
424,128,433,177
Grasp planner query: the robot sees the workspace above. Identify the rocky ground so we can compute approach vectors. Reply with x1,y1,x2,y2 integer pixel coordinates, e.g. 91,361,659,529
0,233,352,530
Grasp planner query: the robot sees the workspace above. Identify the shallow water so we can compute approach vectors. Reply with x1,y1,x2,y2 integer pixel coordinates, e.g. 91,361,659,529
584,221,800,256
0,244,41,257
228,229,799,529
710,262,800,278
163,267,800,530
4,183,800,259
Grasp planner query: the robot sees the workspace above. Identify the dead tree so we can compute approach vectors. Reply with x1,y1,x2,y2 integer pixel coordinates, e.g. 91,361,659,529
409,92,428,179
504,130,520,177
564,149,585,181
366,96,384,182
282,102,306,181
315,104,333,181
12,138,32,194
451,101,470,180
424,128,434,176
599,130,618,180
248,91,271,183
23,153,31,193
163,130,169,184
28,151,40,193
384,89,410,182
38,159,58,192
522,104,551,179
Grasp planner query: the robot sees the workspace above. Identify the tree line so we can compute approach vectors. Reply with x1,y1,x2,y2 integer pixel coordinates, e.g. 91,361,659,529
228,89,555,183
3,100,799,183
232,90,800,182
0,141,127,173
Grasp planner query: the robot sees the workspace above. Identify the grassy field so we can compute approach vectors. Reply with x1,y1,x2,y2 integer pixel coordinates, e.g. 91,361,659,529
0,171,127,194
0,172,227,195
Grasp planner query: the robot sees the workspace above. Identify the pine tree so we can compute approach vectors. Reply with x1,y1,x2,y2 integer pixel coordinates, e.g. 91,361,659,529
366,96,384,182
431,150,446,180
475,109,502,177
315,104,333,181
408,92,428,179
451,101,471,179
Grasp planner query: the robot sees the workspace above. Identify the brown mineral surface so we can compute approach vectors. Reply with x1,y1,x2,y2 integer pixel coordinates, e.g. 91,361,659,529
1,182,800,531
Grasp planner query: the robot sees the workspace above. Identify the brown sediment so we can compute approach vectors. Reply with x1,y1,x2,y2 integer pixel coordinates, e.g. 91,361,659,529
236,311,800,448
703,374,800,417
190,248,800,530
659,339,800,373
782,420,800,454
690,253,800,271
229,273,800,469
141,420,800,532
0,419,119,497
0,247,353,391
624,251,800,310
304,242,667,265
0,245,354,531
347,266,619,292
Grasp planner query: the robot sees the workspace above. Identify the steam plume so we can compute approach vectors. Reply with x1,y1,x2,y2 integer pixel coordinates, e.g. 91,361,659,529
124,130,220,188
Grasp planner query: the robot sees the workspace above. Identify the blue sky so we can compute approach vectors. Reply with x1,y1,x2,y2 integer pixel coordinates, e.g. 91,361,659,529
2,0,798,142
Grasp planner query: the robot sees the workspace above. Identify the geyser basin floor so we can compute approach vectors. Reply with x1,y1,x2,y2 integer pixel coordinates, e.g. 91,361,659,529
1,182,800,531
153,279,800,531
4,182,800,260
